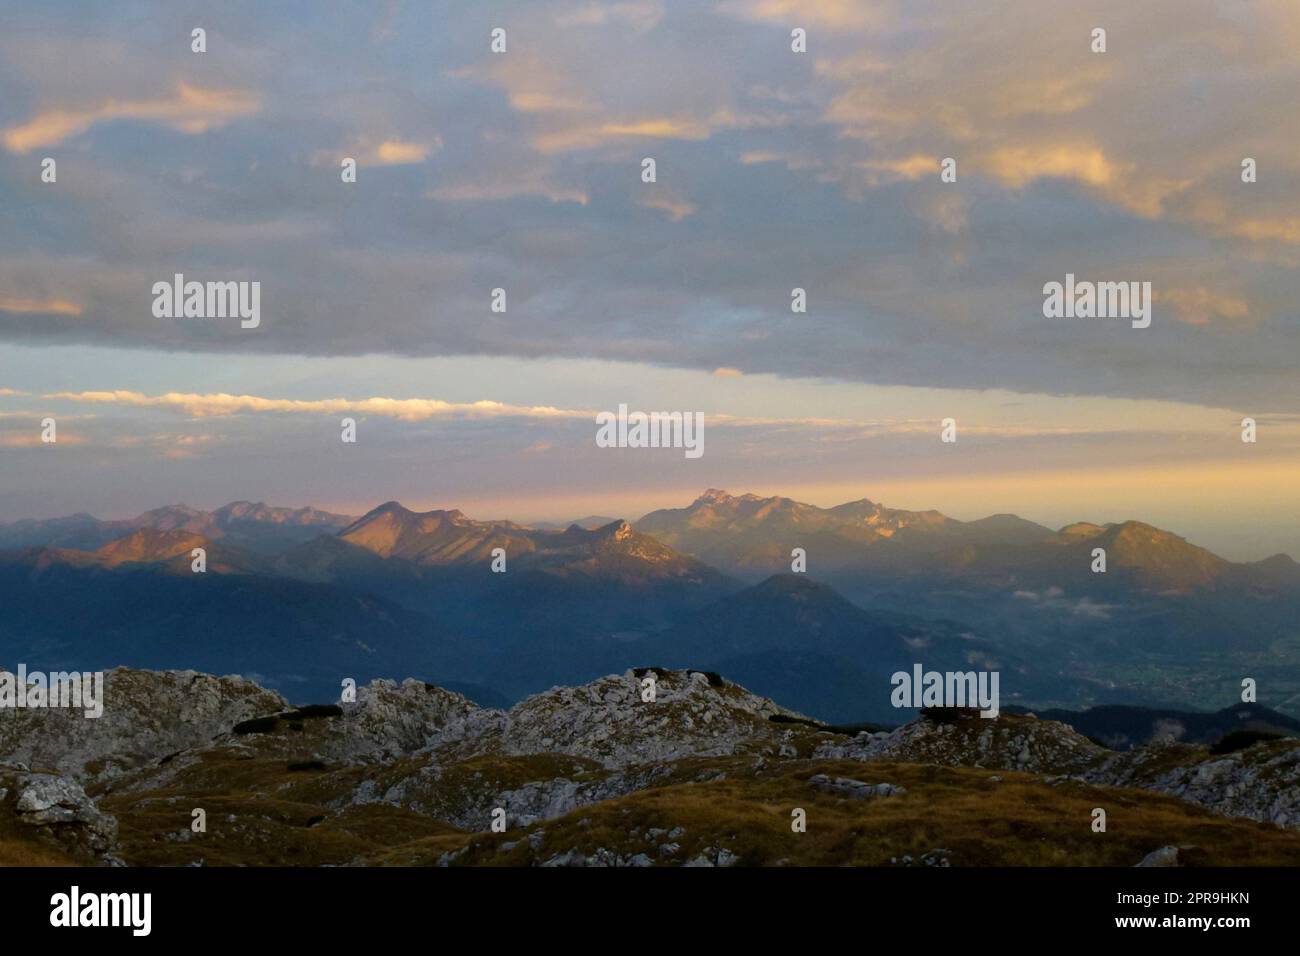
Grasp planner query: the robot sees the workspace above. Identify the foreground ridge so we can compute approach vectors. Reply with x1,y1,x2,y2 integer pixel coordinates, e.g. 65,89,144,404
2,667,1297,867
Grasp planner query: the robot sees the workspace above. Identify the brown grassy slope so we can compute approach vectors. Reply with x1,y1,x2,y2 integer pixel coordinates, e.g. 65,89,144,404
107,793,464,867
28,732,1300,867
98,746,605,866
431,760,1300,867
0,836,79,866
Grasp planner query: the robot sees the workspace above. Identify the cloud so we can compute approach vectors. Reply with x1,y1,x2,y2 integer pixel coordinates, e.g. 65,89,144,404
801,0,1300,231
533,116,716,154
1229,217,1300,245
361,139,438,166
856,153,938,185
556,2,665,32
978,145,1120,189
1156,287,1250,326
372,139,435,165
0,297,82,316
427,171,589,205
1013,587,1116,619
639,193,697,221
0,432,85,448
314,137,440,169
2,82,259,153
38,388,1234,442
43,390,593,423
1,1,1298,417
719,0,891,29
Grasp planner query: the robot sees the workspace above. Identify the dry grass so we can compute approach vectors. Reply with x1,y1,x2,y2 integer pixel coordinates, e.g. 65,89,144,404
447,760,1300,867
41,747,1300,867
105,791,465,867
100,749,603,866
0,837,78,866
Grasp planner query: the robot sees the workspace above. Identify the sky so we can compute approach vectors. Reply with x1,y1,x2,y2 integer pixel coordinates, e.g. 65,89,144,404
0,1,1297,560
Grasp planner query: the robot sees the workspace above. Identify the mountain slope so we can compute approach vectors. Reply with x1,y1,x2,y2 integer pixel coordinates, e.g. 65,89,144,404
0,550,471,701
647,574,1029,723
1003,702,1300,749
653,573,910,666
317,504,739,697
0,513,112,551
335,502,728,588
337,501,533,563
1047,520,1230,592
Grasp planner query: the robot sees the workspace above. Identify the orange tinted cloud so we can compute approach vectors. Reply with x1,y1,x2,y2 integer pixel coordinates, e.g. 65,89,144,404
978,145,1119,188
0,297,82,316
372,139,434,165
2,81,259,153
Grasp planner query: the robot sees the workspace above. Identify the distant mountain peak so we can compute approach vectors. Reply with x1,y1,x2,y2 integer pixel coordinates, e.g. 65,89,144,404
1058,521,1106,538
132,503,203,521
754,571,834,594
592,518,634,540
689,489,801,512
694,488,733,505
831,495,878,510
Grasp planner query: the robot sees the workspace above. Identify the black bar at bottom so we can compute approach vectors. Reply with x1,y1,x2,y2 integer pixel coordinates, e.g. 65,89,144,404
0,866,1279,940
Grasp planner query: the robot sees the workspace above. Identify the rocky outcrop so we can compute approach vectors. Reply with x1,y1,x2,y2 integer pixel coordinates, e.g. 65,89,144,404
0,667,285,782
352,669,805,829
1090,738,1300,828
813,708,1300,832
1134,845,1209,867
93,676,493,798
0,767,119,862
324,678,486,762
814,711,1104,775
487,669,802,769
809,774,906,800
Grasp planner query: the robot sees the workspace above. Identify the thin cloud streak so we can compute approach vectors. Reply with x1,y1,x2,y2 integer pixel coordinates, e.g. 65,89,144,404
36,387,1262,440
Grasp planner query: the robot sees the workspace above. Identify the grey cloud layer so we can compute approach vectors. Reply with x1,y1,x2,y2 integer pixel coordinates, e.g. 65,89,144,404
1,0,1297,409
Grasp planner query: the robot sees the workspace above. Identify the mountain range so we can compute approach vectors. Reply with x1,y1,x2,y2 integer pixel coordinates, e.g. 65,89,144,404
2,489,1298,720
639,489,1299,594
0,501,355,554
